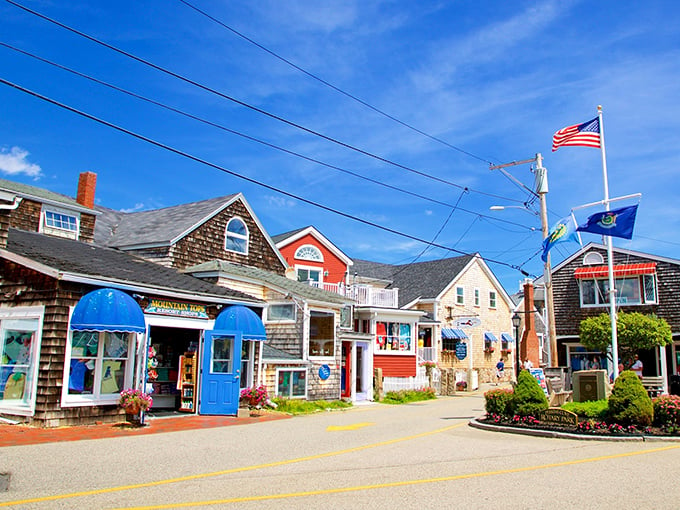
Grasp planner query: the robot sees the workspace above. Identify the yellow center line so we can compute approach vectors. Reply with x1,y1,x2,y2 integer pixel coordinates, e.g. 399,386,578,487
0,422,466,507
327,422,375,431
113,442,680,509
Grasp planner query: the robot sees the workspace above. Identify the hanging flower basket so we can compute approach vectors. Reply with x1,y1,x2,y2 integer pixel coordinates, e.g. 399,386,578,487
484,347,495,354
119,389,153,418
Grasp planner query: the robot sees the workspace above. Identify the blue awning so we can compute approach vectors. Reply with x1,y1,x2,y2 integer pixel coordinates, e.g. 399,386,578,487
441,328,468,340
501,333,515,344
484,332,499,343
70,288,146,333
214,305,267,341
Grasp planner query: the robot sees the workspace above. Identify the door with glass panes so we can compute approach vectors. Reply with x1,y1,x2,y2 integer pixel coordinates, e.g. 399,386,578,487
199,331,242,415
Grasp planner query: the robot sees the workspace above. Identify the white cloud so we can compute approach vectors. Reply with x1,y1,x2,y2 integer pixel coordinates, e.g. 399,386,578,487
0,147,42,178
120,203,147,213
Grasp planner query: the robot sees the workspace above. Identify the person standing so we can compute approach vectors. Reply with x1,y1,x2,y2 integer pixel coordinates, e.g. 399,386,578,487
630,354,643,379
495,358,505,385
523,358,534,370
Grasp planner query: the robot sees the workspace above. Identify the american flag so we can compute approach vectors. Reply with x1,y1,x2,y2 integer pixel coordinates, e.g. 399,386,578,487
551,117,601,151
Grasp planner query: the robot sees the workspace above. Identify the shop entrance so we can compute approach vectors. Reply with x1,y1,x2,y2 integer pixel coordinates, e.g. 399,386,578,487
148,326,200,410
199,331,242,415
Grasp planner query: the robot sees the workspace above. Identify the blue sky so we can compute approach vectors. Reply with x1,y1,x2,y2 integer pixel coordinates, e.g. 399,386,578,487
1,0,679,294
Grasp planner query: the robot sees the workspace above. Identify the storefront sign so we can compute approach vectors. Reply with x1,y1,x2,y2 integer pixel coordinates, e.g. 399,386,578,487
454,317,481,328
455,341,467,360
538,408,578,427
319,364,331,380
145,298,209,319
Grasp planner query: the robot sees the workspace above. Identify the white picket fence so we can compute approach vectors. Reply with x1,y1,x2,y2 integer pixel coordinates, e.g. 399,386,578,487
383,368,441,394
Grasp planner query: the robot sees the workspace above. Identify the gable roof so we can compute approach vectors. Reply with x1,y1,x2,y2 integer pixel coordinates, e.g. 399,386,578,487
3,229,261,304
273,225,353,266
0,177,97,215
186,260,352,307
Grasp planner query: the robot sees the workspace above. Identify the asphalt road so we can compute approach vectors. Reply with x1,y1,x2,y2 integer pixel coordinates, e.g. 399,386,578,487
2,392,680,509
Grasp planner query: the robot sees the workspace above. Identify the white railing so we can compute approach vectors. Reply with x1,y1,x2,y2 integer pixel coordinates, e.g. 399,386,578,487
308,282,399,308
383,367,441,394
417,347,437,363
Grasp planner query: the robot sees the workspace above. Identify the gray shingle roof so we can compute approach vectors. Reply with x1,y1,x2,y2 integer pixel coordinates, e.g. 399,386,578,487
270,226,312,244
94,195,237,247
186,260,351,306
6,229,260,303
353,255,475,307
0,177,91,212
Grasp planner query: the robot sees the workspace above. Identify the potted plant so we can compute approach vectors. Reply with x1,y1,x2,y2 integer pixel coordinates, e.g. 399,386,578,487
456,380,468,391
484,346,495,354
119,388,153,418
240,385,268,409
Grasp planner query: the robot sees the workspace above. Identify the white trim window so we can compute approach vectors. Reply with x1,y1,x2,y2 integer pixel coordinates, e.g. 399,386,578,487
309,311,335,358
294,244,323,262
455,286,465,305
489,291,497,309
580,274,658,307
375,321,413,354
41,206,80,239
296,266,322,285
225,217,249,255
474,288,480,307
0,307,43,416
276,368,307,398
266,303,296,322
62,330,136,406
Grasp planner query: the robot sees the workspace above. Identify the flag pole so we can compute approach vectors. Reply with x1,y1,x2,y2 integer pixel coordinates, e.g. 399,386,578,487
598,105,620,380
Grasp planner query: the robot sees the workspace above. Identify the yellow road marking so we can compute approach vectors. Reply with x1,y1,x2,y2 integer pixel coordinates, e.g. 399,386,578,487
114,442,680,509
0,422,466,507
327,422,374,431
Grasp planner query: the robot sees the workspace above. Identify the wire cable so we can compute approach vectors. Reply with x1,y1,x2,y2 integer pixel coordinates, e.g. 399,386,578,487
4,0,525,205
0,76,529,275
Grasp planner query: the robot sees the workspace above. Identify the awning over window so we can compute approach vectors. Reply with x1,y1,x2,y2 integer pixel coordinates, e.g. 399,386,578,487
214,305,267,341
70,288,146,333
574,263,656,279
484,332,498,343
441,328,468,340
501,333,515,344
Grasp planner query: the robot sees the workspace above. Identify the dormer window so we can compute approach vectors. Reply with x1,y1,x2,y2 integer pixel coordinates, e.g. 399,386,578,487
583,252,604,265
225,217,248,255
41,207,79,240
295,245,323,262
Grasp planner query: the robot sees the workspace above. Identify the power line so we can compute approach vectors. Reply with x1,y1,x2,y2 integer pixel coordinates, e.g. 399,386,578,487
0,76,528,275
177,0,495,166
5,0,524,205
0,42,535,232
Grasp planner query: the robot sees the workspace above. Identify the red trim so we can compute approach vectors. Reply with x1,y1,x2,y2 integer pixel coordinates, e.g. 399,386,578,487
574,263,656,279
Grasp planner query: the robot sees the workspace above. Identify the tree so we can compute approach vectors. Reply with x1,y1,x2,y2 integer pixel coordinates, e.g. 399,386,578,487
579,311,672,363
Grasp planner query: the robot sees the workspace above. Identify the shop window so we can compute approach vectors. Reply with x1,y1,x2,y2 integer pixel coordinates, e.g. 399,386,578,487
0,312,42,414
41,207,79,239
266,303,296,322
309,311,334,357
579,276,657,307
225,217,249,255
64,331,134,406
277,368,306,398
375,322,412,353
240,341,253,390
294,245,323,262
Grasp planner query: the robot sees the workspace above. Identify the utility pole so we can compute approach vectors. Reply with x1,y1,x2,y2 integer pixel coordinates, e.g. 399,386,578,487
490,154,558,367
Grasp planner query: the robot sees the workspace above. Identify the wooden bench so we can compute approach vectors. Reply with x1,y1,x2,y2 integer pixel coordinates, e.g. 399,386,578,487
641,376,665,398
546,376,573,407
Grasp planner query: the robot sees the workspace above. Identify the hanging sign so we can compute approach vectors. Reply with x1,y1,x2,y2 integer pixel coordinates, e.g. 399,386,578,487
145,298,209,319
455,341,468,360
454,317,481,328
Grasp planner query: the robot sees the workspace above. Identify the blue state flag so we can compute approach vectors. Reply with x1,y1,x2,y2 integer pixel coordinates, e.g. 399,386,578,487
541,215,578,262
577,204,638,239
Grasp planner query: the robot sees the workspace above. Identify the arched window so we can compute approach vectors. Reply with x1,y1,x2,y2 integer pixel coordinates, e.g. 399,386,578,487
225,217,249,254
294,244,323,262
583,252,604,265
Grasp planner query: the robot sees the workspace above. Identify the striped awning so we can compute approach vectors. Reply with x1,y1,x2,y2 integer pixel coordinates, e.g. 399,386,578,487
484,332,498,343
574,263,656,279
501,333,515,344
441,328,468,340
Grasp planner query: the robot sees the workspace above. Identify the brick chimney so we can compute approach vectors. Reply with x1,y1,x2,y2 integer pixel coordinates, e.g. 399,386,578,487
76,172,97,209
520,281,541,367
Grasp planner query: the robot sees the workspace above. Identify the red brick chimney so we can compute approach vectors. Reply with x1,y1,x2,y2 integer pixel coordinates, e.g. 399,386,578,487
76,172,97,209
520,281,541,368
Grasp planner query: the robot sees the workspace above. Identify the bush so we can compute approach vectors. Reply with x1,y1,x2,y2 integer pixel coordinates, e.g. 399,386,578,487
653,395,680,429
513,370,548,417
484,388,514,417
607,371,653,427
382,388,436,404
271,398,353,415
562,399,609,420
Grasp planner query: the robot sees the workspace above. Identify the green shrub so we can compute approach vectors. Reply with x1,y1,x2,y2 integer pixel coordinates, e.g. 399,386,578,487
607,371,653,427
484,388,515,417
272,398,352,415
382,387,436,404
513,370,548,417
562,399,609,420
653,395,680,429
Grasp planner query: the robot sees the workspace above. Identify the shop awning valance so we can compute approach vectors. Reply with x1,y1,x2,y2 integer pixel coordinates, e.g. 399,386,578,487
574,262,656,279
214,305,267,341
441,328,468,340
501,333,515,344
70,288,146,333
484,332,498,343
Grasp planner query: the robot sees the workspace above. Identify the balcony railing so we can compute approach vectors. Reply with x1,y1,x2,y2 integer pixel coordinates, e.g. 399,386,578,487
307,282,399,308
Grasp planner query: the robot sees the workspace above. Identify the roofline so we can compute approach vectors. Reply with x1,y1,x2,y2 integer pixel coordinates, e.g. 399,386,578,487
0,187,99,216
436,254,514,308
435,255,477,300
275,226,353,266
0,249,262,306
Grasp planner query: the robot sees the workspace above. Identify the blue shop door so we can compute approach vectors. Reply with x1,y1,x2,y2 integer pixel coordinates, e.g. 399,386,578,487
199,331,242,415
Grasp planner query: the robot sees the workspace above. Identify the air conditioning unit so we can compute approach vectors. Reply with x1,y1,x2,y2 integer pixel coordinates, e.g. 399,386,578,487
572,369,609,402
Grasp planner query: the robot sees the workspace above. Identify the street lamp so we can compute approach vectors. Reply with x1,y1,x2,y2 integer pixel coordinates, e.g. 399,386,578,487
512,312,522,381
